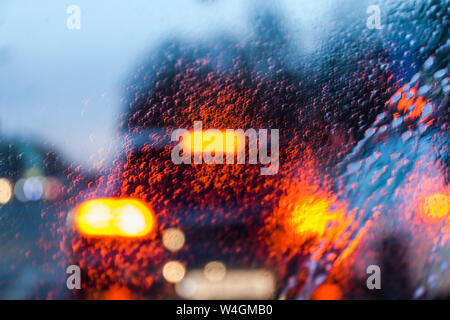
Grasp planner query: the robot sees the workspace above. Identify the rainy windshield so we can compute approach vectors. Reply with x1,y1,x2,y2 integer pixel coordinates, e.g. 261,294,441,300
0,0,448,300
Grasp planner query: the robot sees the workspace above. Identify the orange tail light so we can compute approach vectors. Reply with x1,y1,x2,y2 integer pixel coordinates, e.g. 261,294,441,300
74,198,156,238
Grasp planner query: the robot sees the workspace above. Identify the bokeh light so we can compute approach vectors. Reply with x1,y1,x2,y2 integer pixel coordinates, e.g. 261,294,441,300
203,261,227,282
13,179,27,202
0,178,13,205
43,177,63,201
311,283,343,300
162,228,185,252
23,177,44,201
162,261,186,283
176,269,275,300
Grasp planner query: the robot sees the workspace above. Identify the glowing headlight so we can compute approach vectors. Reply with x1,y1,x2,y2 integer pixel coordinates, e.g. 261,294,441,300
74,198,156,238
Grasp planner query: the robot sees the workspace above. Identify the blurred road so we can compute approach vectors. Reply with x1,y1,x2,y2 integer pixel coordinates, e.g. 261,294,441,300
0,200,68,299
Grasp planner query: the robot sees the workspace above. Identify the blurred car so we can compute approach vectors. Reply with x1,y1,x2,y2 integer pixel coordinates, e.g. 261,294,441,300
66,128,282,299
64,1,449,300
64,10,320,300
0,137,68,205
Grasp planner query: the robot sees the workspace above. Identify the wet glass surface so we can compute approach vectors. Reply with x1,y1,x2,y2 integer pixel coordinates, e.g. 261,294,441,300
0,0,448,299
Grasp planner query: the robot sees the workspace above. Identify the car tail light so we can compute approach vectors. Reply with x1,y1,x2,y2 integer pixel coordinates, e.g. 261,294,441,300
74,198,156,238
181,130,245,155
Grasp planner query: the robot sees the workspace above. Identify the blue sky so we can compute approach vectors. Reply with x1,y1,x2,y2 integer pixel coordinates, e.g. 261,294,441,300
0,0,333,168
